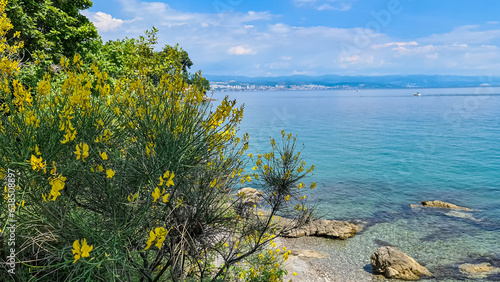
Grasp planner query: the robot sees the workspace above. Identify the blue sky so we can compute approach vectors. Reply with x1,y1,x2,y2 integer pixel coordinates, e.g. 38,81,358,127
84,0,500,77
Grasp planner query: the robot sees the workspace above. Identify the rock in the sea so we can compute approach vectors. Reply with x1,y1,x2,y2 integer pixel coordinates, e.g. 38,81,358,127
283,219,360,240
420,200,471,211
370,246,432,280
459,263,500,279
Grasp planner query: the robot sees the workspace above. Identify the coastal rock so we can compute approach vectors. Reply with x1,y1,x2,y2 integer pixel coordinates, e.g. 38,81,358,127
290,249,327,259
236,187,264,205
370,246,432,280
202,96,218,102
235,188,264,218
283,219,360,240
459,263,500,279
419,200,471,211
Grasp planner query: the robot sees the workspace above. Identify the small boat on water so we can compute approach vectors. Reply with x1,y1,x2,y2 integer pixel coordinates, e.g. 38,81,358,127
413,92,421,96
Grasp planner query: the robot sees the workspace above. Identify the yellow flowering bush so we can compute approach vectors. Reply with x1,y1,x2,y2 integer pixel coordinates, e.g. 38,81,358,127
0,1,316,281
234,241,291,282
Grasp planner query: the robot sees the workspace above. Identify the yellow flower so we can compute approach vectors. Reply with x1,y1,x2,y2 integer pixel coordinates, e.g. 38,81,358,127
90,165,104,172
162,193,169,203
159,171,175,187
60,130,76,144
282,250,292,261
34,145,42,156
99,152,108,160
49,174,66,201
145,230,156,250
127,193,138,202
28,155,47,172
155,229,167,249
50,161,57,175
176,198,183,207
94,119,104,129
106,169,115,178
152,187,161,202
72,238,93,263
284,195,290,201
74,143,89,162
145,227,168,250
310,182,316,189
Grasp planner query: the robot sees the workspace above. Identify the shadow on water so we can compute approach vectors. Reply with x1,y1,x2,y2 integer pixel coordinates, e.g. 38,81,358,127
348,201,500,242
429,265,469,281
430,254,500,281
464,254,500,268
363,263,373,274
353,208,416,234
372,239,397,247
418,208,500,242
419,222,478,242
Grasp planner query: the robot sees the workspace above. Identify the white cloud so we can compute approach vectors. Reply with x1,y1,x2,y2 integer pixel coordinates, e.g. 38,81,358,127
422,25,500,45
293,0,355,11
372,41,418,49
293,70,309,75
426,53,438,60
81,11,128,32
85,1,500,76
228,46,256,55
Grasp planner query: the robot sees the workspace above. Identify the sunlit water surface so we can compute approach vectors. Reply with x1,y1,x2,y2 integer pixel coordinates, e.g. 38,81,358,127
211,87,500,280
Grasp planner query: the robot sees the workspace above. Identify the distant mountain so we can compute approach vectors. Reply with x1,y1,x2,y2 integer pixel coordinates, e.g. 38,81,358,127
205,74,500,89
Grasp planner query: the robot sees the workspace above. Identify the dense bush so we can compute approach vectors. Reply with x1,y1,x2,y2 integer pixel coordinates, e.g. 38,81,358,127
0,1,315,281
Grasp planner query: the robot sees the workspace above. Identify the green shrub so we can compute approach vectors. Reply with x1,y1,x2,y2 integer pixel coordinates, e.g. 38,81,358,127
0,2,316,281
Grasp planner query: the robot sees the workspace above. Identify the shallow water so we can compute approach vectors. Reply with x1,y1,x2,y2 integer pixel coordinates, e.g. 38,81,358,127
211,87,500,280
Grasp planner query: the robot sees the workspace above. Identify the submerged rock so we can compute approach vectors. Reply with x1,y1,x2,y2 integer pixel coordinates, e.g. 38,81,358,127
444,210,481,222
283,219,361,240
416,200,471,211
370,246,432,280
459,263,500,279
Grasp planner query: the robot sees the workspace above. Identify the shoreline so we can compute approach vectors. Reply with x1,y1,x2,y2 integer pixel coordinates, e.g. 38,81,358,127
277,201,500,281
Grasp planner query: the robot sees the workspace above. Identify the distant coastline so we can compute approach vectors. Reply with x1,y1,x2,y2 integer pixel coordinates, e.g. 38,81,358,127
206,74,500,92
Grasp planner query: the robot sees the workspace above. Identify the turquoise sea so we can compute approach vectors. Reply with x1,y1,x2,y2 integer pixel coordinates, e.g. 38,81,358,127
212,87,500,280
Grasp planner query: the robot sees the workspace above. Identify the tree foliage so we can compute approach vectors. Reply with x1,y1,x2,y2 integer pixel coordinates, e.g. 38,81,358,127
4,0,100,91
99,28,209,91
6,0,100,62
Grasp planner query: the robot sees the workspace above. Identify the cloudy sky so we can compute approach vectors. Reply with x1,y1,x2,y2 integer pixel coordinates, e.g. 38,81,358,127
84,0,500,77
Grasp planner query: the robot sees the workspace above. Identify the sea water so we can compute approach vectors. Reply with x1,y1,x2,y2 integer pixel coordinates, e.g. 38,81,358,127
211,87,500,280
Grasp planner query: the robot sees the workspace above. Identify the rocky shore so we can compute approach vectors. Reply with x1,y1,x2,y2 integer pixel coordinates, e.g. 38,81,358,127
234,188,499,281
274,200,499,281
